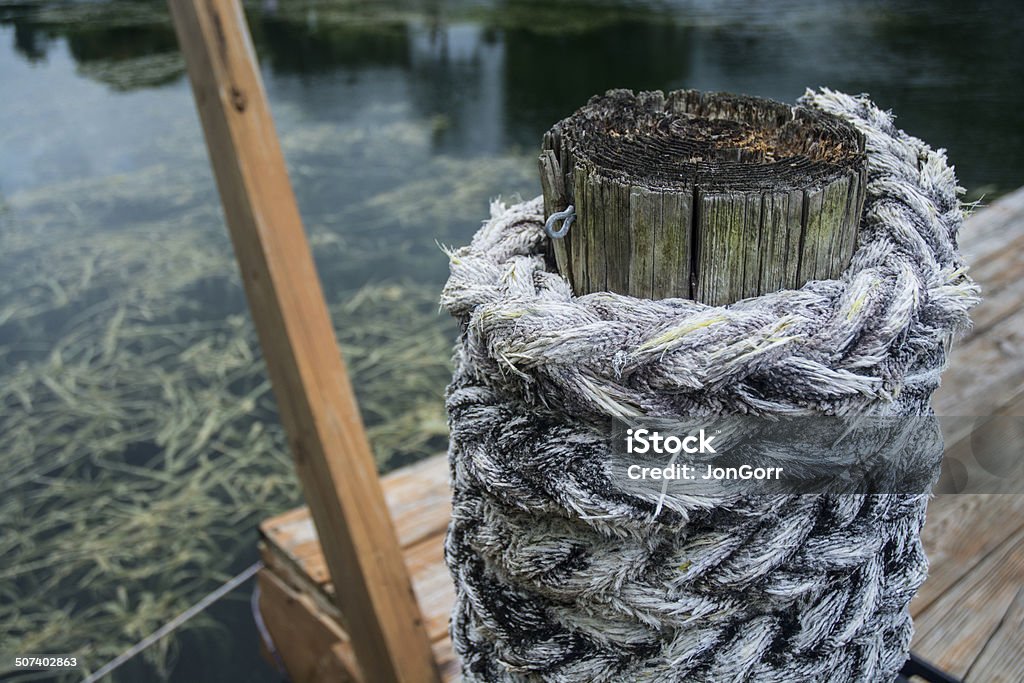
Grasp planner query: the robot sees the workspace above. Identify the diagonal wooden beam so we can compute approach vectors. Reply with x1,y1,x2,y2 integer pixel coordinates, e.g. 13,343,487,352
167,2,441,681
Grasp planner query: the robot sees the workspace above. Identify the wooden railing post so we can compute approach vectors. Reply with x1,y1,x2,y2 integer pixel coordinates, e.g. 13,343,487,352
167,2,441,681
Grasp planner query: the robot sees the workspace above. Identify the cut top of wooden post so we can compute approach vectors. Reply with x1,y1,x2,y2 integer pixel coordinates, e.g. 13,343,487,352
539,89,867,305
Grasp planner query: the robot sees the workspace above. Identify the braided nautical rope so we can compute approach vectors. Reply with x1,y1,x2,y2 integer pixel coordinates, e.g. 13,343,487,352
440,89,979,682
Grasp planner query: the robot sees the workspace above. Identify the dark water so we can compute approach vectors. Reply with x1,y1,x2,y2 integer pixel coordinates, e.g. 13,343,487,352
4,0,1024,197
0,1,1021,681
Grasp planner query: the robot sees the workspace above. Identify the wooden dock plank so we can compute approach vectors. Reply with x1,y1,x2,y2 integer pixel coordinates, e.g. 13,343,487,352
933,279,1024,416
401,537,456,642
257,569,359,682
311,533,452,642
910,527,1024,679
913,495,1024,617
260,454,457,681
261,453,450,559
933,187,1024,463
963,587,1024,683
434,639,460,683
959,186,1024,265
958,228,1024,341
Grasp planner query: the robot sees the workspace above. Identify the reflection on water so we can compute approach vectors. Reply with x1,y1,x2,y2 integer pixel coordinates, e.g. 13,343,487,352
3,0,1023,191
0,0,1021,680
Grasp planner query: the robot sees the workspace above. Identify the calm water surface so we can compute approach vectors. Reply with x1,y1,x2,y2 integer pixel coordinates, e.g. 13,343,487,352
0,1,1021,680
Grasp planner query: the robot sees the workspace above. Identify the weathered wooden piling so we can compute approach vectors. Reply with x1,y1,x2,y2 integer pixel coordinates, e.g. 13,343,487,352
539,89,867,305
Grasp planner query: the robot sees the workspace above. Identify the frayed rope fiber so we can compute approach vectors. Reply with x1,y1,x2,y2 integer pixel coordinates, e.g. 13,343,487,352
440,89,980,682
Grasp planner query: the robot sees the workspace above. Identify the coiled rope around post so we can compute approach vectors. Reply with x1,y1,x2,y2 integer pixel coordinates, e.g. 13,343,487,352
440,89,979,682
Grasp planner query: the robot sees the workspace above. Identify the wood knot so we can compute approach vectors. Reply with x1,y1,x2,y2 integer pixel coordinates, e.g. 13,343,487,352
230,86,247,112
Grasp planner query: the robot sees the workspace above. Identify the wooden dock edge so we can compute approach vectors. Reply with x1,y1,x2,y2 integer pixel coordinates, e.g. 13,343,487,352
258,453,460,682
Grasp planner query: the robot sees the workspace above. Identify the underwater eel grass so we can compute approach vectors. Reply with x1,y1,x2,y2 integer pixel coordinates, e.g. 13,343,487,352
0,272,452,677
0,126,531,676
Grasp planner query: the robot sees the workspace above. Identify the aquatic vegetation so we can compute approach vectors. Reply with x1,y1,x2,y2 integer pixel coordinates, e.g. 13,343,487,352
0,103,534,678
